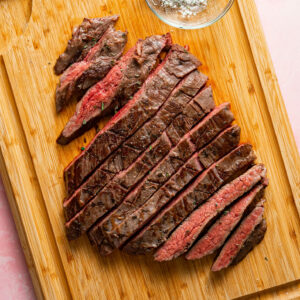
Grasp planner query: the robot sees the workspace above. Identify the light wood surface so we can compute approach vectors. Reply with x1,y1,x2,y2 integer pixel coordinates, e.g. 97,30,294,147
0,58,71,299
237,0,300,217
0,0,299,299
238,280,300,300
0,0,32,53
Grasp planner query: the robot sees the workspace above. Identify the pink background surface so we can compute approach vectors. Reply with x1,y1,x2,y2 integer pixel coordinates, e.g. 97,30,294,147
0,1,299,299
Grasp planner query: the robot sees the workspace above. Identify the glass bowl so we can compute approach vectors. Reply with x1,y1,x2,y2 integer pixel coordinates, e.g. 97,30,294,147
145,0,234,29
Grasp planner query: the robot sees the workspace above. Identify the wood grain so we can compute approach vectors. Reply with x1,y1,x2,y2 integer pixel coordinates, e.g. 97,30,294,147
0,58,71,299
0,0,299,299
237,0,300,218
0,0,32,53
236,280,300,300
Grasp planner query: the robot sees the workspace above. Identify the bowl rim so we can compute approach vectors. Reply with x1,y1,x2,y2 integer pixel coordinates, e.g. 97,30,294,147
145,0,235,29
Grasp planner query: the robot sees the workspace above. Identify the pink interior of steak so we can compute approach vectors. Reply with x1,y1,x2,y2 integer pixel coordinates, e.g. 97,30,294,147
231,217,266,266
67,46,136,129
98,44,172,133
59,62,89,91
186,183,266,260
211,205,264,272
54,16,119,75
57,26,116,92
122,144,255,253
154,164,266,261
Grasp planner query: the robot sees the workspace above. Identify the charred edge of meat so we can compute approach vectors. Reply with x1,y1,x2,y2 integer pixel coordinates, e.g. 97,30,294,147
154,166,267,262
211,203,265,272
55,27,128,113
63,71,209,221
91,103,235,252
62,42,201,201
57,34,174,145
185,182,267,260
122,144,256,255
54,16,119,75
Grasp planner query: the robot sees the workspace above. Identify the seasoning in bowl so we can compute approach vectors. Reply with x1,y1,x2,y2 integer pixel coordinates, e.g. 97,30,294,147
160,0,208,17
146,0,234,29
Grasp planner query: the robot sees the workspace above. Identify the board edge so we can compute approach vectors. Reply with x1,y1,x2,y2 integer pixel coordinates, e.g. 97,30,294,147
237,0,300,216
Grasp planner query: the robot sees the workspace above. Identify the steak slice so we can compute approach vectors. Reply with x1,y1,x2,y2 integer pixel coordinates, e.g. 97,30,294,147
54,16,119,75
89,104,235,251
63,44,200,196
57,34,173,145
186,183,267,260
154,165,267,261
55,27,127,112
65,132,172,240
231,218,267,266
123,144,256,255
94,124,241,254
211,203,266,272
63,71,208,221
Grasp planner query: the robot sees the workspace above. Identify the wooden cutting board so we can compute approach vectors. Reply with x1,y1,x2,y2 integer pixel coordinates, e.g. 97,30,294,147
0,0,300,299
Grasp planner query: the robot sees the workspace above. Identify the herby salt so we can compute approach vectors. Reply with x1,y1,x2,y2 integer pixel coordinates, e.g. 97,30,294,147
160,0,208,17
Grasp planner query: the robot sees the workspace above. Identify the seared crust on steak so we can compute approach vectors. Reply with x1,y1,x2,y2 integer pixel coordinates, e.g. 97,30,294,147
211,202,265,272
63,70,208,221
56,27,127,112
54,16,119,75
123,144,256,255
63,43,200,196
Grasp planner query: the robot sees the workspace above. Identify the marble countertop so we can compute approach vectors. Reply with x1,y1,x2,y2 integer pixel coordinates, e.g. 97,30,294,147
0,1,299,299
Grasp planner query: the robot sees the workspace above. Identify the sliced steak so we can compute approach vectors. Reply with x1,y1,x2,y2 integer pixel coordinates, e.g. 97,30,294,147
96,153,203,253
89,104,235,252
54,16,119,75
56,27,127,112
120,74,209,154
63,71,208,221
211,203,266,272
96,124,241,254
68,101,232,240
63,44,200,196
123,144,256,255
65,132,172,240
186,183,266,260
154,165,267,261
57,34,173,145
